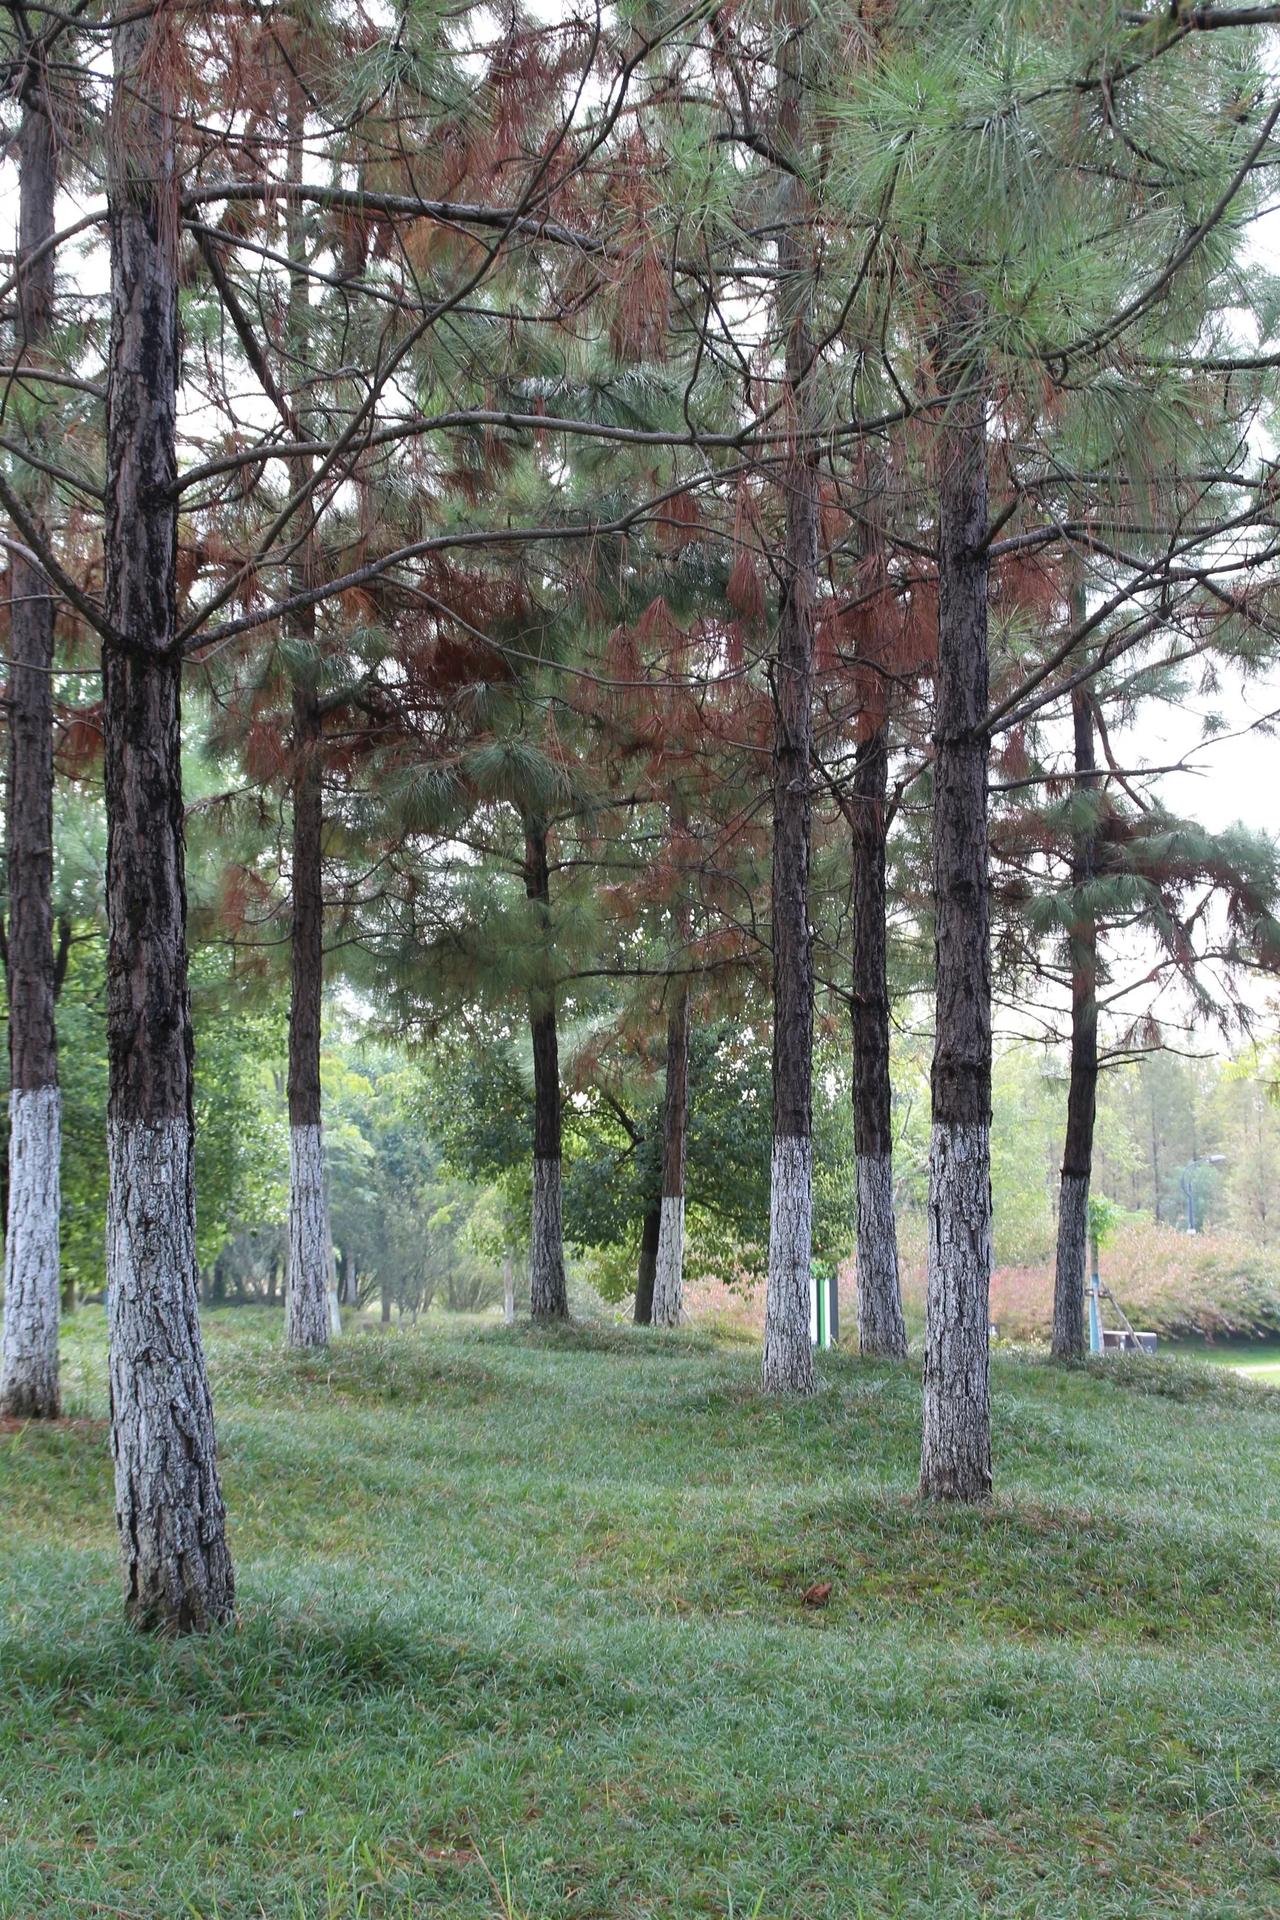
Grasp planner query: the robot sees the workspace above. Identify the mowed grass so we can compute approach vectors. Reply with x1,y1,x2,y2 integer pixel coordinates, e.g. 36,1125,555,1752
3,1312,1280,1918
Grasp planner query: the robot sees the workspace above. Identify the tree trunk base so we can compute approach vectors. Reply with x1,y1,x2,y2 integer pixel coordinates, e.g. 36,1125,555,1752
762,1135,816,1395
530,1155,568,1320
107,1118,234,1633
286,1123,332,1348
651,1195,685,1327
920,1122,992,1501
855,1150,907,1359
1052,1171,1089,1361
1,1086,62,1419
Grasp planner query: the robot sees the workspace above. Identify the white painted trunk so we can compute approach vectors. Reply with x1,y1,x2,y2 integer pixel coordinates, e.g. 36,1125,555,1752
921,1122,992,1501
286,1123,332,1347
1053,1170,1089,1360
651,1195,685,1328
1,1086,61,1418
107,1118,234,1629
855,1151,907,1359
762,1135,817,1394
530,1154,568,1319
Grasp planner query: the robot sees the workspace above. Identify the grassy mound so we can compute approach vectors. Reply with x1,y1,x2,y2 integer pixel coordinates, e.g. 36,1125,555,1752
3,1307,1280,1917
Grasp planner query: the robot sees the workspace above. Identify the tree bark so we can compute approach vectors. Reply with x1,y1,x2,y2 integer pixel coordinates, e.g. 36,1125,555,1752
762,0,817,1396
1,80,61,1421
850,724,907,1358
103,10,234,1630
652,987,689,1327
920,283,993,1503
282,66,333,1350
503,1248,516,1326
285,687,332,1347
634,1202,660,1324
1052,678,1100,1361
524,815,568,1319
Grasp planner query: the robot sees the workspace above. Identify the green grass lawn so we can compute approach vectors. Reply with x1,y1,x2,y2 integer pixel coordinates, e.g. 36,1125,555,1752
4,1310,1280,1919
1174,1338,1280,1379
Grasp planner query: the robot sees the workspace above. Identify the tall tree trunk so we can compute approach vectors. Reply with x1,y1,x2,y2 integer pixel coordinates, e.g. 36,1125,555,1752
282,66,333,1349
634,1202,660,1323
503,1247,516,1326
762,0,817,1396
1052,677,1100,1361
850,723,908,1358
380,1279,391,1325
103,10,234,1629
920,284,993,1503
1,80,61,1421
652,987,689,1327
524,815,568,1319
286,686,332,1346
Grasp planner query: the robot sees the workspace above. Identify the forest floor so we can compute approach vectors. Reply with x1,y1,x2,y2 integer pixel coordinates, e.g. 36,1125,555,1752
3,1309,1280,1919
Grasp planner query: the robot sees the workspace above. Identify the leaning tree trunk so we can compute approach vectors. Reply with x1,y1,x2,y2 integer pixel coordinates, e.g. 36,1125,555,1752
524,816,568,1319
102,10,234,1630
850,722,908,1358
1,84,61,1421
282,71,333,1349
652,986,690,1327
1052,676,1100,1361
762,0,817,1396
634,1203,660,1324
920,283,993,1503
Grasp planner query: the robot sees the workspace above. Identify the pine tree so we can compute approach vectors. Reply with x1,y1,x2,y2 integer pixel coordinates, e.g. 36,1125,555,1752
761,0,819,1396
102,6,233,1630
1,11,62,1418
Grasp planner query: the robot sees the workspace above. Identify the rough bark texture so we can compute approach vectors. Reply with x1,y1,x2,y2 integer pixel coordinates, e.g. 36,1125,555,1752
920,284,993,1502
1055,1172,1090,1358
1,1089,61,1416
652,988,690,1327
286,1125,331,1346
763,1136,816,1392
285,697,332,1347
103,13,234,1630
107,1120,234,1630
921,1123,992,1500
850,725,907,1357
763,2,818,1395
530,1156,567,1320
282,66,333,1349
855,1153,906,1358
524,817,568,1319
1051,683,1099,1362
652,1197,686,1329
2,79,61,1419
634,1203,659,1324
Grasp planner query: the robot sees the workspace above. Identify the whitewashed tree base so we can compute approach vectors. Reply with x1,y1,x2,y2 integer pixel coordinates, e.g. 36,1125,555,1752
0,1086,61,1418
855,1151,907,1358
107,1118,234,1629
1053,1171,1089,1360
762,1135,817,1394
530,1155,568,1319
651,1195,685,1327
287,1123,333,1347
921,1122,992,1501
